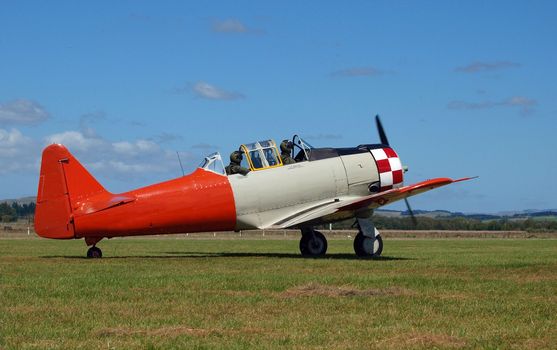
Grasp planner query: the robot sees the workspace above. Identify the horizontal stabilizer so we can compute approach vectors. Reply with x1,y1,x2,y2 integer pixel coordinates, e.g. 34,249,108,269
73,194,136,215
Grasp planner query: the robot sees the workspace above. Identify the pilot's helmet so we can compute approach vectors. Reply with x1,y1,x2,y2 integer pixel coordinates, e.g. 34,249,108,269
230,151,243,163
280,140,293,153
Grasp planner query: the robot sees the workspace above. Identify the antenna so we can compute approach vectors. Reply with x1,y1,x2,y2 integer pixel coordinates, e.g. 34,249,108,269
176,151,185,176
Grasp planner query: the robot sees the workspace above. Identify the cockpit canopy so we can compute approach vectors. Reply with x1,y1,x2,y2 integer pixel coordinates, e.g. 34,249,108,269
198,136,316,175
241,140,282,171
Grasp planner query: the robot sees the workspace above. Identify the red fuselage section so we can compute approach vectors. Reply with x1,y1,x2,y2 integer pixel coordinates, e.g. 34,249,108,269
73,169,237,238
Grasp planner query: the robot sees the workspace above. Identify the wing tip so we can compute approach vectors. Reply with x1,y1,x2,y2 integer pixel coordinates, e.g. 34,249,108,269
453,176,479,183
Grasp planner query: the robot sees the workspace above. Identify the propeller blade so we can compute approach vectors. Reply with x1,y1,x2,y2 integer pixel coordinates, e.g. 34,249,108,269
404,198,418,226
375,115,389,146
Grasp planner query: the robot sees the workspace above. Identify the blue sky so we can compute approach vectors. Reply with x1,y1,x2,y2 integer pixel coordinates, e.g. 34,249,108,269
0,1,555,213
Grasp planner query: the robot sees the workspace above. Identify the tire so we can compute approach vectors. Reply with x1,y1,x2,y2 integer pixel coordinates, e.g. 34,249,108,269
87,246,102,259
299,230,328,257
353,233,383,257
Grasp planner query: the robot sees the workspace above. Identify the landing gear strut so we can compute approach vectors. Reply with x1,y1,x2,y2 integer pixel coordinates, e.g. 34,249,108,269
299,228,327,257
353,218,383,257
86,246,102,259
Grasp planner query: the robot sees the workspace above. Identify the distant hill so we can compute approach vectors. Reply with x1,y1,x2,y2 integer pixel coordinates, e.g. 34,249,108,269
375,208,557,220
496,209,557,216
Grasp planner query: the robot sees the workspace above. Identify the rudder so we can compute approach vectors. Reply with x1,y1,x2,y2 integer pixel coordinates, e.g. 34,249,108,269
35,144,109,239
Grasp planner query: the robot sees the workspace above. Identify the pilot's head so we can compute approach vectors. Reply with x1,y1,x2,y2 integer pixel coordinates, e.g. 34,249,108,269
280,140,293,153
230,151,243,163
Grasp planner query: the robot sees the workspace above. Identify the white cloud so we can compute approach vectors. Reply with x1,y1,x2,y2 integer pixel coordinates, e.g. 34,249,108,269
211,18,263,34
447,96,537,115
43,130,195,180
331,66,390,78
0,124,202,187
0,99,50,125
192,81,245,101
152,132,183,144
0,124,211,199
0,128,38,174
506,96,536,106
46,131,106,152
454,61,521,73
0,128,31,150
113,139,160,156
212,19,248,33
79,111,106,138
305,133,343,140
191,143,219,150
88,160,170,174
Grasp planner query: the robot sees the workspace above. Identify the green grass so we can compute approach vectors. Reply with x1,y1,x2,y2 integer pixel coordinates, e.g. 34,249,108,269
1,237,556,349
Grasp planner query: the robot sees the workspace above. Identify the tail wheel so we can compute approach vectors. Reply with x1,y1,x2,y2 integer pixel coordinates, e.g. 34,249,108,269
299,230,328,257
87,246,102,259
354,233,383,257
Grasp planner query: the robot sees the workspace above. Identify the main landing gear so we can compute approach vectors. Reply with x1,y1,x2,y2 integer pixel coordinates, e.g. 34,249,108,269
299,228,328,257
85,237,103,259
298,218,383,258
353,218,383,257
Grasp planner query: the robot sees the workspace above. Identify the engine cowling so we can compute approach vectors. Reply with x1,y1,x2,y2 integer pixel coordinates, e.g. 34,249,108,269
370,147,404,191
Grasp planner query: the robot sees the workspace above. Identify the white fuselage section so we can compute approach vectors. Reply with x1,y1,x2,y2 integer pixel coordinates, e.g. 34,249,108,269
228,152,380,229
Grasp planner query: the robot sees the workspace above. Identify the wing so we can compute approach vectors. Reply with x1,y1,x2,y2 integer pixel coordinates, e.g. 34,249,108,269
339,177,475,211
269,177,475,229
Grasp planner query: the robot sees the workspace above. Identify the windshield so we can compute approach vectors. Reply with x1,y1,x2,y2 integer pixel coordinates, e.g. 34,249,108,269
199,152,226,175
292,135,313,161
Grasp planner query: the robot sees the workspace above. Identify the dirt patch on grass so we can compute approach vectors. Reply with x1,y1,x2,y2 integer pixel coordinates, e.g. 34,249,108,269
381,332,467,348
95,325,271,338
20,340,59,349
436,291,471,300
280,282,413,298
211,290,259,297
4,305,40,314
95,326,210,337
523,337,555,348
505,272,557,284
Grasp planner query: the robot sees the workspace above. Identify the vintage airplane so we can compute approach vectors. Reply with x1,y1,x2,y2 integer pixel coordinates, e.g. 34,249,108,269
35,116,473,258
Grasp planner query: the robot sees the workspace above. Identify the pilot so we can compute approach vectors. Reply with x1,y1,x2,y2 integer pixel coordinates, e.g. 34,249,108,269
280,140,296,165
251,150,263,169
225,151,250,176
264,148,277,166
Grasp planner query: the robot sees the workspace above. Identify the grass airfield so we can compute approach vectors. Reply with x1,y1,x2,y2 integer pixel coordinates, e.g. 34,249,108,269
1,234,556,349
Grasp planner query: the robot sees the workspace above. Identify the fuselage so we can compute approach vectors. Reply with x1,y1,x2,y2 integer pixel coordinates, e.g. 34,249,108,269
35,143,403,240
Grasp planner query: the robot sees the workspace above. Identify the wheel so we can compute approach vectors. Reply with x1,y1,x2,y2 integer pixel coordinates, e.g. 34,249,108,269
299,230,328,257
87,246,102,259
353,233,383,257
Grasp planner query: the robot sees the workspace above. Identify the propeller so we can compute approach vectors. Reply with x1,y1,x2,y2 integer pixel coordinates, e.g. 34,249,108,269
404,198,418,226
375,114,417,226
375,115,389,146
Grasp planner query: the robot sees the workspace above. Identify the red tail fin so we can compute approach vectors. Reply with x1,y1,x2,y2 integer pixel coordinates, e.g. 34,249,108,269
35,144,109,239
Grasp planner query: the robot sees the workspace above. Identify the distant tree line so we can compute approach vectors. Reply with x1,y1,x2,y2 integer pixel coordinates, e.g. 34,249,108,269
0,202,35,222
1,201,556,232
322,216,557,233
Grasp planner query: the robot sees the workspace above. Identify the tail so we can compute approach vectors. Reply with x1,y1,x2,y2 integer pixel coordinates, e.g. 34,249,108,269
35,144,109,239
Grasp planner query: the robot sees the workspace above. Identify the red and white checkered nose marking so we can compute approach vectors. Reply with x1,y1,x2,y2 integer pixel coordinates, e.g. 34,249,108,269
370,147,403,191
